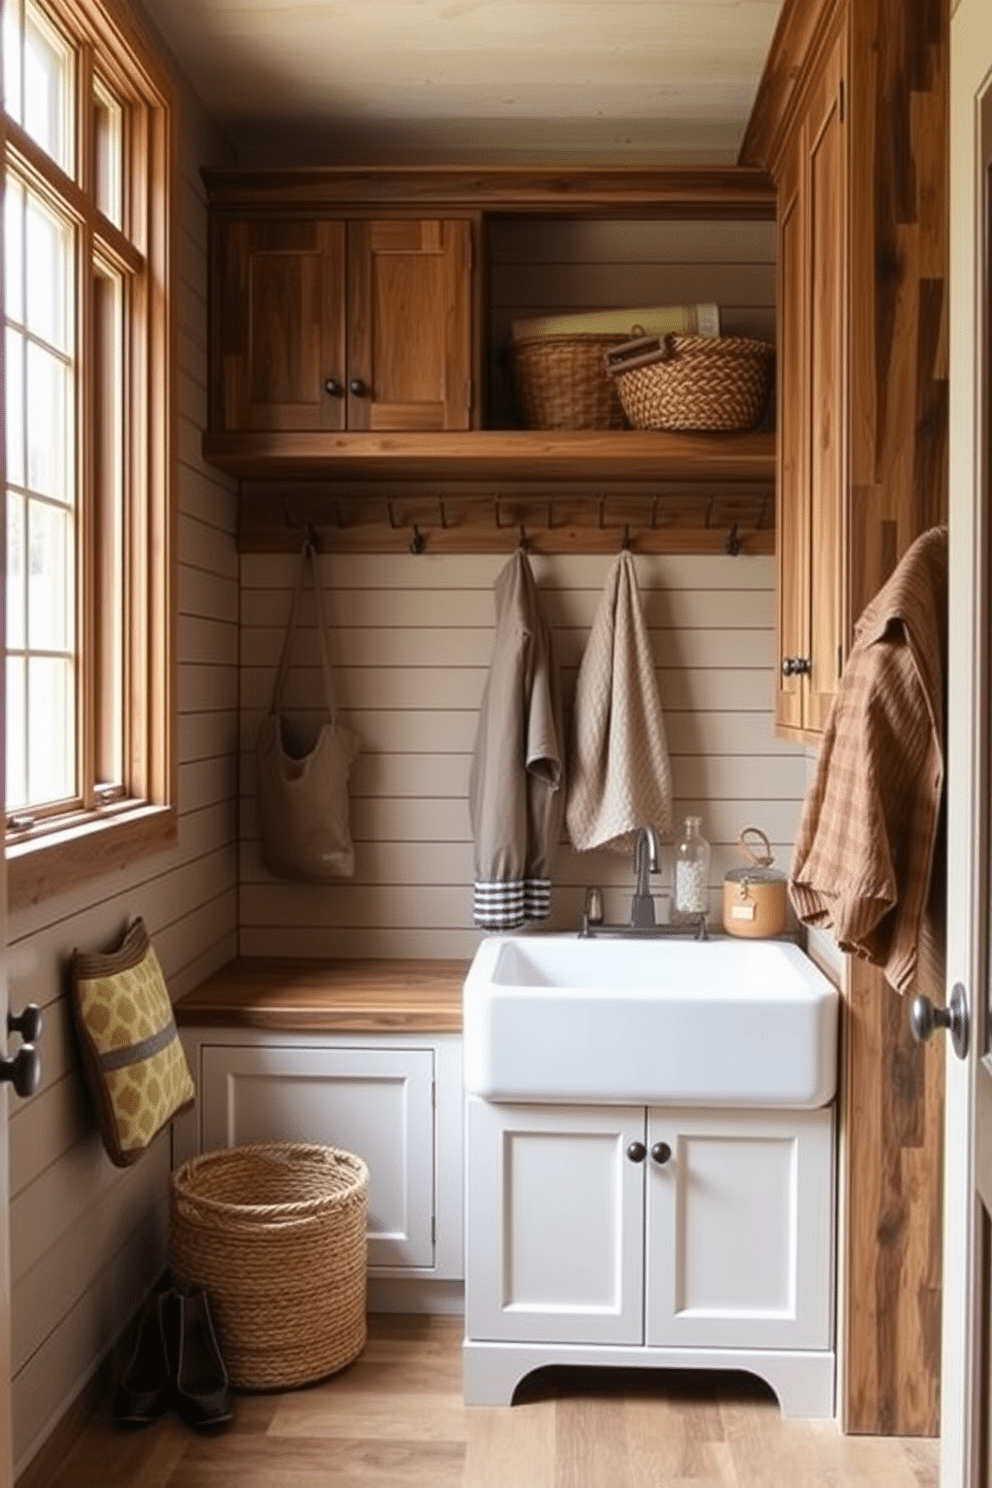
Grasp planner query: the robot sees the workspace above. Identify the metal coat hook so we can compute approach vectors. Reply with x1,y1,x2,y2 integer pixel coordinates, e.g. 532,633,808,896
306,522,320,550
621,525,632,551
437,496,449,529
387,499,400,530
518,524,528,551
493,496,504,529
704,497,715,529
725,524,741,557
598,495,607,529
409,523,426,555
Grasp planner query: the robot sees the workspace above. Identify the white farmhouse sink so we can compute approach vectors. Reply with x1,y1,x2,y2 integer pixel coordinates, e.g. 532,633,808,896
463,934,838,1108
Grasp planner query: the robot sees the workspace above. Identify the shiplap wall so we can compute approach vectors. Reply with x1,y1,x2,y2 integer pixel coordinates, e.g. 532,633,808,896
5,64,239,1475
240,550,806,956
240,215,792,954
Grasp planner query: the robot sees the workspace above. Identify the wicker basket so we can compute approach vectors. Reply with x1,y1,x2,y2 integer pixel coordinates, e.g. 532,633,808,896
169,1142,368,1390
507,333,628,429
608,334,775,432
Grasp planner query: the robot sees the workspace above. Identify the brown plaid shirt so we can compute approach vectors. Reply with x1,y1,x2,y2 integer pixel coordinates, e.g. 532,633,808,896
789,526,947,995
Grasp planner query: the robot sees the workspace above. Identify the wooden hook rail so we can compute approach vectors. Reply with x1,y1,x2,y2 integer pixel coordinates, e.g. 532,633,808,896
239,482,776,556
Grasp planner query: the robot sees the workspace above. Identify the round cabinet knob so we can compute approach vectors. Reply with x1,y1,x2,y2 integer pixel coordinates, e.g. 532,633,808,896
323,377,343,397
8,1003,41,1044
909,983,969,1060
650,1141,672,1165
626,1141,647,1163
0,1044,40,1099
781,656,812,677
348,377,368,397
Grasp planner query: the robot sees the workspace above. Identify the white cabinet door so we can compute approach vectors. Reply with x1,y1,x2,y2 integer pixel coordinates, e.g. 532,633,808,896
645,1106,834,1351
200,1044,435,1269
465,1097,645,1345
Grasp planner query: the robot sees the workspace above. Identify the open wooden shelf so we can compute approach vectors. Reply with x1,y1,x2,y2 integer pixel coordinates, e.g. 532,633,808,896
203,428,776,485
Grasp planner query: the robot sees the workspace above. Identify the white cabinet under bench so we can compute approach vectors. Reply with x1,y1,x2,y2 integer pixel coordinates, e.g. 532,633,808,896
172,958,467,1311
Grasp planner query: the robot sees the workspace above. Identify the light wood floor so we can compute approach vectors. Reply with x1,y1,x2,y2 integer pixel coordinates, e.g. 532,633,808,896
50,1314,939,1488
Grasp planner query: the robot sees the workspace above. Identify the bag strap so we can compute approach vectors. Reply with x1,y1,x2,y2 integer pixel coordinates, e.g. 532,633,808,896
270,540,340,722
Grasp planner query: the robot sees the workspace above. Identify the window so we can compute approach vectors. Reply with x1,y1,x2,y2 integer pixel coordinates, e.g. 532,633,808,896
2,0,174,907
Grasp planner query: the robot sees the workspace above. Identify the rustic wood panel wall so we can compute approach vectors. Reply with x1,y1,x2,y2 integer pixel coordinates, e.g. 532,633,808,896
6,72,240,1480
843,0,948,1439
239,549,806,958
743,0,949,1439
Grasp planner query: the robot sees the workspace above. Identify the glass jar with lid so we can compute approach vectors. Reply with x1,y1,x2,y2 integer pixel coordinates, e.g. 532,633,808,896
673,815,710,921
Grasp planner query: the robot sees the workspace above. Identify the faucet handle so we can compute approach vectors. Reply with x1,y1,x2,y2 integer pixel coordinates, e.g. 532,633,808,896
584,886,604,925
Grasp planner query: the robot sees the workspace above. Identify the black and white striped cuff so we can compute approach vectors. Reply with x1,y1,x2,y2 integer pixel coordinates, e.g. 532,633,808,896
473,878,552,931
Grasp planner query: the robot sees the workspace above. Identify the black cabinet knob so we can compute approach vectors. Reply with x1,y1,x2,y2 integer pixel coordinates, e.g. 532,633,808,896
8,1003,41,1044
781,656,812,677
323,377,343,397
626,1141,647,1163
348,377,368,397
0,1044,40,1098
651,1141,672,1165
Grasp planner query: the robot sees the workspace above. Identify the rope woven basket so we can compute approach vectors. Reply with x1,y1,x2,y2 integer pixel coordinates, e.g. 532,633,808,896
169,1142,368,1390
507,333,629,429
608,334,775,432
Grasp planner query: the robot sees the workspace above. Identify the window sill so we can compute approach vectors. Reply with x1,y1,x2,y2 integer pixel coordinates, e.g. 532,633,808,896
6,803,177,914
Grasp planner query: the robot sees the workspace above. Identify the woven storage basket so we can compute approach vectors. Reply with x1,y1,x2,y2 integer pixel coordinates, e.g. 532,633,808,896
609,334,775,432
169,1142,368,1390
507,334,628,429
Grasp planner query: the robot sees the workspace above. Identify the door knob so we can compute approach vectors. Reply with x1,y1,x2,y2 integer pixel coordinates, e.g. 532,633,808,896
0,1044,40,1098
651,1141,672,1165
626,1141,646,1163
348,377,368,397
8,1002,41,1043
909,982,969,1060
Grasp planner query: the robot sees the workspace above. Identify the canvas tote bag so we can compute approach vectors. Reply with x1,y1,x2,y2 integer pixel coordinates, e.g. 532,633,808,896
256,541,359,880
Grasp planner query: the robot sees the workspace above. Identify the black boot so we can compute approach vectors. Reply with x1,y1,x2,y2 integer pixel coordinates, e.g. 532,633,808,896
114,1287,173,1425
174,1288,233,1428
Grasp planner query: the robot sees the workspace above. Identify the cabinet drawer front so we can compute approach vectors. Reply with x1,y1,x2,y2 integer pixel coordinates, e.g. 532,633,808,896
465,1098,645,1346
200,1044,435,1269
645,1106,834,1351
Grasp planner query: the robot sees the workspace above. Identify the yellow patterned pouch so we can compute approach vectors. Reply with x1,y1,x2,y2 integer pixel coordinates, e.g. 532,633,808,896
71,918,195,1167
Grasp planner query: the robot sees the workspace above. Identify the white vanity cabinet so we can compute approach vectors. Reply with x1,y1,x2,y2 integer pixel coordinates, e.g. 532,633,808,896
464,1095,836,1416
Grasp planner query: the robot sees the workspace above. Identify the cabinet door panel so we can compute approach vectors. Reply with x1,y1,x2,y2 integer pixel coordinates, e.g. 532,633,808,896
805,32,847,732
347,219,472,432
645,1107,834,1351
200,1044,434,1269
215,219,346,433
466,1098,645,1345
775,138,809,735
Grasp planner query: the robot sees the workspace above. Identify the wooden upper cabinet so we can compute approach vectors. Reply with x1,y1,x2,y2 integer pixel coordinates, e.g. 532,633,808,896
210,215,474,434
774,19,847,740
346,219,473,432
213,218,347,432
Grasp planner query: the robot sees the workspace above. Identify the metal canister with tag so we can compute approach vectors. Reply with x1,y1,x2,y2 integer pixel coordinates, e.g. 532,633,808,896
722,826,788,939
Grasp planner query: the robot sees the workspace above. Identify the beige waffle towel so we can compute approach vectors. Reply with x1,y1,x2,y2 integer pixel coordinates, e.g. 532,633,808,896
566,550,673,853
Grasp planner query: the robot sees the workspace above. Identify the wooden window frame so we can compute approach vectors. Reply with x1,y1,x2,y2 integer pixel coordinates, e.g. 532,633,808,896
2,0,176,910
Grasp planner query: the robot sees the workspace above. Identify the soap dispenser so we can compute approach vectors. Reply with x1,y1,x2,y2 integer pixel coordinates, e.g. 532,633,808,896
673,815,711,922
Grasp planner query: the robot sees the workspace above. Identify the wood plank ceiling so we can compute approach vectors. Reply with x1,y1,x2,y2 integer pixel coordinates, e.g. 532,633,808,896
136,0,785,166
